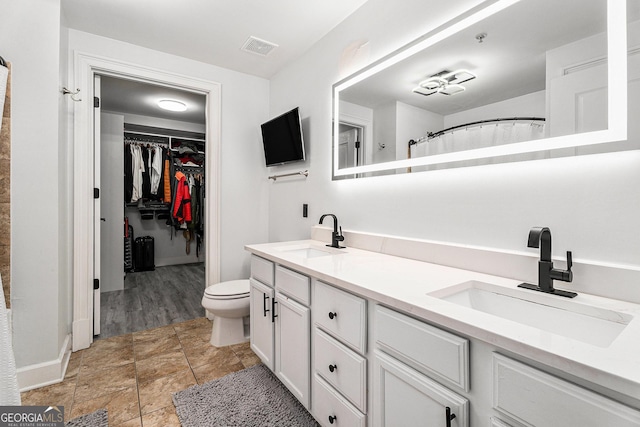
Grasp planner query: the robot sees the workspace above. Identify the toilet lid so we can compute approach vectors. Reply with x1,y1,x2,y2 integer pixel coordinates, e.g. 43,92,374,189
204,279,250,299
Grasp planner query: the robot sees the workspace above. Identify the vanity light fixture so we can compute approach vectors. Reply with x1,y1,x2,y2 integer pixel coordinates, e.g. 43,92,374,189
412,69,476,97
157,99,187,112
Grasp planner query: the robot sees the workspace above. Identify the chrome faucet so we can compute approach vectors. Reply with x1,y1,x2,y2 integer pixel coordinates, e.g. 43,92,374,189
319,214,345,249
518,227,576,298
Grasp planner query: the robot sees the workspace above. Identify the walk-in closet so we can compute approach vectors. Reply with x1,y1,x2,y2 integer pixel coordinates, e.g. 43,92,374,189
98,76,208,339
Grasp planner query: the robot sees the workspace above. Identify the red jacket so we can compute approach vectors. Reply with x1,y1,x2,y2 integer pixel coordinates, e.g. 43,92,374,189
173,174,192,224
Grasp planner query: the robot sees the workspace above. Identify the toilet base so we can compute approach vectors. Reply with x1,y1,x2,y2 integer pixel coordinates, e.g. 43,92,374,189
210,315,249,347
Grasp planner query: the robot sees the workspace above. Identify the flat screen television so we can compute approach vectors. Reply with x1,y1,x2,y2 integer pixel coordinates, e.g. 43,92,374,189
261,107,305,166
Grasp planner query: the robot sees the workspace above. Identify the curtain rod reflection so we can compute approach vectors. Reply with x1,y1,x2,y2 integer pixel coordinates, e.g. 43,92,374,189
409,117,546,146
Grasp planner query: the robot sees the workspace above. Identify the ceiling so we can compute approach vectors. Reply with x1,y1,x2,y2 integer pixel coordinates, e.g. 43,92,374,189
61,0,370,80
100,76,206,124
65,0,370,123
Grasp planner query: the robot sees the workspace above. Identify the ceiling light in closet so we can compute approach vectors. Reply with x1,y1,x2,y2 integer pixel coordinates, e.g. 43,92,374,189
157,99,187,112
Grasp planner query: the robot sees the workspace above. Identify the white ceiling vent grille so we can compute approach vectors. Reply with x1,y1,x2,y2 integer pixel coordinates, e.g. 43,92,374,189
241,36,279,56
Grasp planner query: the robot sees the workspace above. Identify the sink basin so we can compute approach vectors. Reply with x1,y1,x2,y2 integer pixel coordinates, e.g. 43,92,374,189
429,281,631,347
276,244,338,259
285,248,334,258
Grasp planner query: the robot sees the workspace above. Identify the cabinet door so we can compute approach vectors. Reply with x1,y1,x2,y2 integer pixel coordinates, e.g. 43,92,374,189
275,291,311,409
373,351,468,427
250,279,275,370
493,354,640,427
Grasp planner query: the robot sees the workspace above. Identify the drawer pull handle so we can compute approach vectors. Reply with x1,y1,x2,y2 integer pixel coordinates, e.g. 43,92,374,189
328,312,337,320
328,364,337,373
263,293,270,317
328,415,337,424
445,407,456,427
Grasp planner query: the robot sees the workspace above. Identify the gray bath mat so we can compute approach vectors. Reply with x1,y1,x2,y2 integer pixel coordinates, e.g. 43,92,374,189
66,409,108,427
172,364,319,427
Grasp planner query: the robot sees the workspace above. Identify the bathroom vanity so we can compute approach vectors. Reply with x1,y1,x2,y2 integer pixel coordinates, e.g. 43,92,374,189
245,229,640,427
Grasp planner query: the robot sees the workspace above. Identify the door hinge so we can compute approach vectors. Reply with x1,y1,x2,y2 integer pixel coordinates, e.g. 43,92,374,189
93,279,99,290
94,96,100,108
94,188,99,199
355,140,361,149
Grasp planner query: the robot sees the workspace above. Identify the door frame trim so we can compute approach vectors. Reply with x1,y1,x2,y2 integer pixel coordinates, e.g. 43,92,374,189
71,52,221,351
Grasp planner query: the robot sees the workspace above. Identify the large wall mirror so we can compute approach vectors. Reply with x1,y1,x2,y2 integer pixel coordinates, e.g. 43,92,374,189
333,0,634,179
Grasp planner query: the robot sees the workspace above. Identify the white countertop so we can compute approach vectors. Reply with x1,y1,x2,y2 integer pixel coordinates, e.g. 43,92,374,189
245,239,640,402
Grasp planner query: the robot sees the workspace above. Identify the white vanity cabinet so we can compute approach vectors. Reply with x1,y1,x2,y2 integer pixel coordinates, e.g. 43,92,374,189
247,244,640,427
312,281,368,427
249,256,312,409
249,255,275,370
249,278,275,369
373,305,469,427
274,265,311,409
493,354,640,427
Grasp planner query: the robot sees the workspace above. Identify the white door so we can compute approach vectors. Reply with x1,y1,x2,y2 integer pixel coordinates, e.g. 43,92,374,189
373,351,468,427
548,54,640,156
275,292,310,409
549,62,608,138
93,74,101,335
249,279,275,370
100,112,125,294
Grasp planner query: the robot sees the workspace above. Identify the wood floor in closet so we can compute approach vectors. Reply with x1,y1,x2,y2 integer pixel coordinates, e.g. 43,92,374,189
99,263,206,340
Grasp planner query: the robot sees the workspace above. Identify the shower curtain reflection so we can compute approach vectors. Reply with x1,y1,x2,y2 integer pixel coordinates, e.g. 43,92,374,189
409,119,547,171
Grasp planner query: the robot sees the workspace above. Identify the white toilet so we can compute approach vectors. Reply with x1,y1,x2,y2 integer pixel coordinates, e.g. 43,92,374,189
201,279,250,347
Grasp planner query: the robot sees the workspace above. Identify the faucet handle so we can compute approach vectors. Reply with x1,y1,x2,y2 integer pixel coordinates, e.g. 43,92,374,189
336,226,345,242
566,251,572,271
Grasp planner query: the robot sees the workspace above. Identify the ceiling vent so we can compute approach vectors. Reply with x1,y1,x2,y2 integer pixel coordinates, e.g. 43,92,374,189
241,36,279,57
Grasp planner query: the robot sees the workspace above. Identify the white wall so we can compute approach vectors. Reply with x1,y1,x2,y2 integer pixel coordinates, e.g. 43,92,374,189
267,0,640,293
396,101,444,161
372,102,396,164
0,0,65,367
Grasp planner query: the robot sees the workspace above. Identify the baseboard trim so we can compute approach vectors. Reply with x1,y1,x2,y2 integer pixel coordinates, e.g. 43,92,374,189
17,334,72,392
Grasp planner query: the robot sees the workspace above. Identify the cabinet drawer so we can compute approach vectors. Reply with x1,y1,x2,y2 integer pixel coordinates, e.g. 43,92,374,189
251,255,274,287
375,305,469,392
313,374,366,427
314,281,366,353
314,328,367,413
493,354,640,427
276,265,310,306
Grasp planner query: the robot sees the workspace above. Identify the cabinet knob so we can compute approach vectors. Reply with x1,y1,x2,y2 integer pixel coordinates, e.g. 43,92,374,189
328,364,337,373
445,406,457,427
328,415,337,424
328,312,337,320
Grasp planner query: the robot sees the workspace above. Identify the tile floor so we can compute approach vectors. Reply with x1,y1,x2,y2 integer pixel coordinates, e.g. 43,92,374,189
20,317,260,426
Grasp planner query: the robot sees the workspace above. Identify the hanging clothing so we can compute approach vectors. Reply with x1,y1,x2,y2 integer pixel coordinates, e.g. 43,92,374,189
163,157,172,202
173,171,192,224
150,146,163,196
141,147,151,199
130,144,144,203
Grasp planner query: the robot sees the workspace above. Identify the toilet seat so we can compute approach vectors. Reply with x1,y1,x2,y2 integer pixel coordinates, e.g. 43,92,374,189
204,279,250,300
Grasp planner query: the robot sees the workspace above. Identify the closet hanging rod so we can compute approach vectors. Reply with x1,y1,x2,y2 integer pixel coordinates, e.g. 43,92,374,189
125,140,170,147
268,170,308,181
409,116,546,146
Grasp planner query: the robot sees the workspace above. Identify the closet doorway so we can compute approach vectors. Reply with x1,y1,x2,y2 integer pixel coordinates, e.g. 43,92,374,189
72,52,222,351
97,75,208,339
